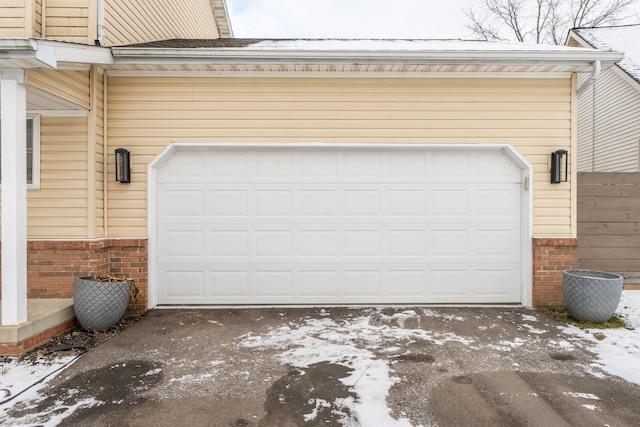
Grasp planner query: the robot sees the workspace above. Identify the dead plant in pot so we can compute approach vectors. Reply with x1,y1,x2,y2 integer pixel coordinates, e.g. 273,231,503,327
73,274,140,331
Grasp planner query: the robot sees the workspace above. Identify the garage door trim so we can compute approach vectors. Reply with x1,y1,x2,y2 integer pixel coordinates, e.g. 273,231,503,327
147,142,532,308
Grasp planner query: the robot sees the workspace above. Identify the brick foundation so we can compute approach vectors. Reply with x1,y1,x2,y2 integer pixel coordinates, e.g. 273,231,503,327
532,237,579,306
1,238,148,315
0,318,78,357
5,237,578,310
0,236,577,355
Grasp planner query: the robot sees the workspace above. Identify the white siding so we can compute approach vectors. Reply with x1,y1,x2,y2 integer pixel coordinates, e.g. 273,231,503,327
577,67,640,172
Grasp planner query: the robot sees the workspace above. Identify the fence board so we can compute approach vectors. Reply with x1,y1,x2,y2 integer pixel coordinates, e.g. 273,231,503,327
578,172,640,185
578,186,640,197
578,172,640,275
577,209,640,222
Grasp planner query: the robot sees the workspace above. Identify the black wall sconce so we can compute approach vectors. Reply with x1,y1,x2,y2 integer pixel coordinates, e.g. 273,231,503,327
550,149,568,184
115,148,131,183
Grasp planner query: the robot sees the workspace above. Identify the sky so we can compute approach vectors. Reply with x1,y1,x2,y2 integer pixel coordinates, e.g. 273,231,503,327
226,0,640,40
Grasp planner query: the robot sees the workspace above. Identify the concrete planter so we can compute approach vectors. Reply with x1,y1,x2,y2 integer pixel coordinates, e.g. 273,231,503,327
73,277,131,331
562,269,623,323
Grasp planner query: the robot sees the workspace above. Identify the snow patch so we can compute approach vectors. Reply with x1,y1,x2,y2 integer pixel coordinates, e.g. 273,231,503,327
563,392,600,400
561,291,640,386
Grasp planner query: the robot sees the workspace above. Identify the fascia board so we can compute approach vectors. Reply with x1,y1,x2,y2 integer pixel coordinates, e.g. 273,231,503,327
211,0,234,38
0,38,39,50
111,47,623,68
0,39,113,70
0,38,55,69
36,40,113,65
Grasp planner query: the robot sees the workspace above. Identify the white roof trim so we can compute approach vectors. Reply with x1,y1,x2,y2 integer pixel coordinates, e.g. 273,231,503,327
0,38,113,70
105,70,574,79
210,0,234,38
111,40,623,68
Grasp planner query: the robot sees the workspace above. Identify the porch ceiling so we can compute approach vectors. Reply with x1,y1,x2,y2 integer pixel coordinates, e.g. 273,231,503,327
26,86,88,111
0,85,88,111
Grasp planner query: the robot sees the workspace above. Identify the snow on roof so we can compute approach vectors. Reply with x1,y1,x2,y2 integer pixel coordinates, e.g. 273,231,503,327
123,37,598,53
573,25,640,83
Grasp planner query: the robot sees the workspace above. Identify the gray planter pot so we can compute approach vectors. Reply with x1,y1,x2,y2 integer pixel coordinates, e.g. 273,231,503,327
562,269,623,323
73,277,131,331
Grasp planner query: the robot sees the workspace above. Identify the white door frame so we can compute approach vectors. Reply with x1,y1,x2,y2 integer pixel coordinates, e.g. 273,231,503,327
147,142,532,308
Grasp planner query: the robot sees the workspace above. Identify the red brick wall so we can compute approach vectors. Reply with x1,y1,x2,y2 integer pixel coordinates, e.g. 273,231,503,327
0,319,78,357
2,237,577,310
108,239,148,315
0,239,148,314
533,237,579,306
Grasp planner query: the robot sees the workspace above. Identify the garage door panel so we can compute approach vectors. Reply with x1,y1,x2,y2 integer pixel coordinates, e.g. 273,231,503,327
300,231,337,257
159,189,206,219
300,152,338,177
387,230,426,257
300,271,337,296
343,270,381,296
210,151,249,177
211,271,249,297
160,230,206,258
299,190,338,217
160,151,206,180
387,190,426,217
255,151,294,177
254,230,294,257
473,269,518,297
385,271,426,296
255,271,293,297
472,151,521,180
210,190,249,217
344,151,382,177
210,230,249,257
475,229,520,258
156,147,524,305
389,152,427,177
164,271,205,300
474,188,520,217
344,190,382,217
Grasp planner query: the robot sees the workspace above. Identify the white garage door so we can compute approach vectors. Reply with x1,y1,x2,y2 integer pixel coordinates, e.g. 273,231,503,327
154,145,524,305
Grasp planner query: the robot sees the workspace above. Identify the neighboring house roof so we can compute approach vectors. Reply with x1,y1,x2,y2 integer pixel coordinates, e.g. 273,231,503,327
571,25,640,84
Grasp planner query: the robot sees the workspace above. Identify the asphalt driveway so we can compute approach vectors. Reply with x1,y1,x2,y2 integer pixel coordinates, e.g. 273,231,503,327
5,306,640,426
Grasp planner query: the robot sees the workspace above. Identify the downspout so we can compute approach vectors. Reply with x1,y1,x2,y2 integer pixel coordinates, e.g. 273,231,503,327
103,73,109,237
576,61,601,172
96,0,105,46
577,60,601,97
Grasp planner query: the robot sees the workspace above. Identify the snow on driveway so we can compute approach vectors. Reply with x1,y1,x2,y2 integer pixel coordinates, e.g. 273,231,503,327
0,291,639,426
560,291,640,386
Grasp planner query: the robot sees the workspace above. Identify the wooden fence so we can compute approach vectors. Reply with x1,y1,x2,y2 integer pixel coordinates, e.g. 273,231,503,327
577,172,640,284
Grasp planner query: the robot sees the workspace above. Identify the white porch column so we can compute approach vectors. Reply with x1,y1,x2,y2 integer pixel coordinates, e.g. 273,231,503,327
1,70,28,326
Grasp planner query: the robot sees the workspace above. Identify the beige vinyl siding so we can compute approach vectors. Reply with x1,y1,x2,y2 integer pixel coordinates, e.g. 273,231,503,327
34,0,42,37
92,67,106,237
577,68,640,172
107,77,574,237
104,0,219,46
44,0,89,44
27,116,88,238
25,70,90,110
0,0,27,36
